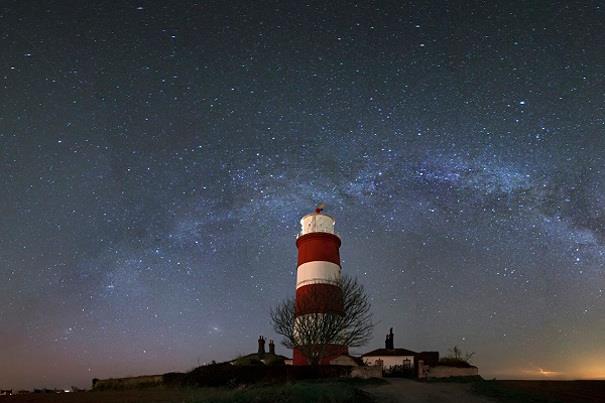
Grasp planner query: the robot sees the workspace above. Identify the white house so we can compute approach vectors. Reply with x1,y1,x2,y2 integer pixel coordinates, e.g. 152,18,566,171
361,348,416,372
362,328,440,374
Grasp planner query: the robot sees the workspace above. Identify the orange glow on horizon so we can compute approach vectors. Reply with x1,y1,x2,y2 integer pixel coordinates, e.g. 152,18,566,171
520,367,563,378
487,363,605,380
538,368,560,377
575,366,605,380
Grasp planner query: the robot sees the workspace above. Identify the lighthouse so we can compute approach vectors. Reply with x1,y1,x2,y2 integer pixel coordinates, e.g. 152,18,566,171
293,206,348,365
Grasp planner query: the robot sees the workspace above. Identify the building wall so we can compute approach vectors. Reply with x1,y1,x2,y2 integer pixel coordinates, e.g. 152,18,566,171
351,366,383,379
92,375,163,390
362,355,415,370
427,366,479,378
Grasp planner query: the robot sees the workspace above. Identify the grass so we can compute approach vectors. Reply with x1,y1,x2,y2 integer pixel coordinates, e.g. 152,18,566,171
422,376,565,402
185,381,375,403
426,375,483,383
332,377,388,386
3,381,377,403
471,380,563,403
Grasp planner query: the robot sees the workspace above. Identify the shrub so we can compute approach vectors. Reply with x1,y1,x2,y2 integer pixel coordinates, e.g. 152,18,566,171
174,364,354,388
438,358,475,368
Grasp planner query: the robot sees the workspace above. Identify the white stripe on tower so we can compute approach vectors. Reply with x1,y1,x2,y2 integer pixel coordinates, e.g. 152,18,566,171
296,261,341,289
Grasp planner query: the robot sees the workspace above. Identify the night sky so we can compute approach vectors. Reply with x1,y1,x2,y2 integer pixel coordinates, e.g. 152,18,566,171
2,1,605,390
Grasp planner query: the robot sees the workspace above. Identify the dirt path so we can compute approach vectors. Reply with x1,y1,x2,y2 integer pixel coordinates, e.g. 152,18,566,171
363,378,498,403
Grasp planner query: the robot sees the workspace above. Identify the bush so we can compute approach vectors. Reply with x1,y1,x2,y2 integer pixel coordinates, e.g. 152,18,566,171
262,354,287,367
190,381,373,403
170,364,354,388
231,356,265,366
231,353,287,367
438,358,474,368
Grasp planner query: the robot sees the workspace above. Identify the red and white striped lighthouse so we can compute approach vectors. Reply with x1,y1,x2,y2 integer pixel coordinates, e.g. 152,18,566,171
293,207,348,365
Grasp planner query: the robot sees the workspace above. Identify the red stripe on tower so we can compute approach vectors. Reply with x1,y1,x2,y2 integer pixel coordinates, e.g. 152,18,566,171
296,233,341,266
295,284,343,315
293,209,348,365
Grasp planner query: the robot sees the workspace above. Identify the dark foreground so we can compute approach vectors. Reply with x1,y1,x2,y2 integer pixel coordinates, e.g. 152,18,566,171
364,378,605,403
0,381,373,403
1,379,604,403
473,380,605,403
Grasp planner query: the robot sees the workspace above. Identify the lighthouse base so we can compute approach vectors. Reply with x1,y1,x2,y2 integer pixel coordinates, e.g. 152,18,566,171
293,344,349,365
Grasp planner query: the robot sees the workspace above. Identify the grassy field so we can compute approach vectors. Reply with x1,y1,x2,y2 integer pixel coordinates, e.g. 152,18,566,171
472,380,605,403
5,378,602,403
0,380,376,403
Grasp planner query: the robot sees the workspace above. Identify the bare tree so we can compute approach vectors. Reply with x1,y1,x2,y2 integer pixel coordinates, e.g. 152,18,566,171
445,345,475,364
271,275,374,365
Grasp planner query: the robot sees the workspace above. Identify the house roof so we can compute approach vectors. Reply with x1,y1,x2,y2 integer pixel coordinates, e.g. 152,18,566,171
230,352,290,365
362,348,417,357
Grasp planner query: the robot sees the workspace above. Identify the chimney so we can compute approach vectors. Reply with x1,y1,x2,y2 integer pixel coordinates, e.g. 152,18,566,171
258,336,266,355
269,339,275,355
385,328,394,350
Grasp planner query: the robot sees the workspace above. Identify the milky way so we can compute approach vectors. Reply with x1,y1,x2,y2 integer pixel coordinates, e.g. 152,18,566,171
1,1,604,389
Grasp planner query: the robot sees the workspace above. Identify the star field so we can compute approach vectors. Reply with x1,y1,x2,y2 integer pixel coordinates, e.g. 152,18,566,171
1,1,604,389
